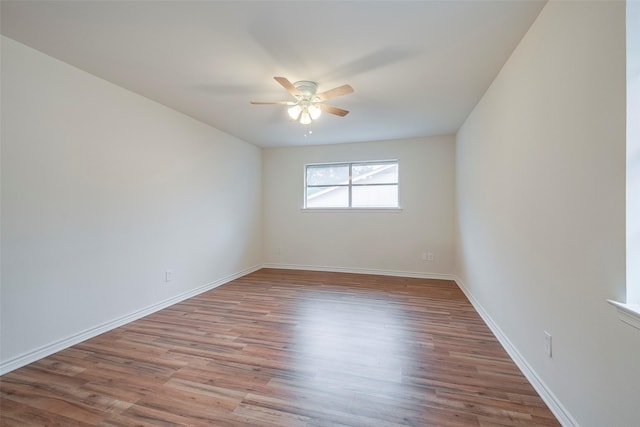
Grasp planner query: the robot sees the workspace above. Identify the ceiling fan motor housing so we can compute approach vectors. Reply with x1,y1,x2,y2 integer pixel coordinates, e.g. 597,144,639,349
293,81,318,99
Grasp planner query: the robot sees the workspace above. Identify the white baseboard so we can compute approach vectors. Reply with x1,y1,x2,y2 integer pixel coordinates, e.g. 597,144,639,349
454,276,579,427
262,262,455,281
1,265,576,427
0,265,262,375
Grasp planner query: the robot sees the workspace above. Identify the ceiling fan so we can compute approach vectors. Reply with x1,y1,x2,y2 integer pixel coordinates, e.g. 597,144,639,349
251,77,354,125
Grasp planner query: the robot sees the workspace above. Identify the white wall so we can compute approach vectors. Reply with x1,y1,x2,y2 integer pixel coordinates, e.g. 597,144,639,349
0,36,262,371
263,136,455,277
455,1,638,426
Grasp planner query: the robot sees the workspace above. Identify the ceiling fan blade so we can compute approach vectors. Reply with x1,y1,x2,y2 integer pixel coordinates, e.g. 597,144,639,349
315,84,354,101
319,104,349,117
274,77,301,97
250,101,295,105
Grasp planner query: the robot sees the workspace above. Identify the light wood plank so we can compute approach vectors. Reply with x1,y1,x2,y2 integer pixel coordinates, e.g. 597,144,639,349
0,269,560,426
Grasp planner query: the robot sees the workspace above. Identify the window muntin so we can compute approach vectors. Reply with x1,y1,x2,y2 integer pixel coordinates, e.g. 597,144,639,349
305,161,399,208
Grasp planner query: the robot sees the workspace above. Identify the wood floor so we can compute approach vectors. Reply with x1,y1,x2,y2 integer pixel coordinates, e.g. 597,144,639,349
0,269,560,426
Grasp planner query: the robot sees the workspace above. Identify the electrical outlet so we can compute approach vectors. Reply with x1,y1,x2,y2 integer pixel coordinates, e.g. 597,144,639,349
427,252,434,261
165,270,173,282
544,331,552,358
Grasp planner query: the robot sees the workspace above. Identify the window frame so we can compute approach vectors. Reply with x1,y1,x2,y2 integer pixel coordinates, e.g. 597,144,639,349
608,0,640,330
303,160,400,210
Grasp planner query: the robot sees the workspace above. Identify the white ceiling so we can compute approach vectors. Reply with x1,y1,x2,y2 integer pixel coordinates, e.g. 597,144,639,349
0,0,546,148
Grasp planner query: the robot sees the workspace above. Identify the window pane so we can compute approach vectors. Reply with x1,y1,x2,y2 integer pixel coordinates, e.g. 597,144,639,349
304,160,399,209
352,163,398,184
306,186,349,208
306,164,349,186
352,185,398,207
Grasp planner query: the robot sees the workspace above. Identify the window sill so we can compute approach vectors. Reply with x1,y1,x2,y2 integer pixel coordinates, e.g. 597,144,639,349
301,207,403,213
608,300,640,330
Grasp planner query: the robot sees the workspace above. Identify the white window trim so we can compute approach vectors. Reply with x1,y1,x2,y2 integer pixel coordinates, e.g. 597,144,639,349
607,300,640,330
611,1,640,331
303,160,400,210
300,207,403,213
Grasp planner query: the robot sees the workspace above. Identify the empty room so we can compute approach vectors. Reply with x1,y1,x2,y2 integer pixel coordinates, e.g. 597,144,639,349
1,0,638,426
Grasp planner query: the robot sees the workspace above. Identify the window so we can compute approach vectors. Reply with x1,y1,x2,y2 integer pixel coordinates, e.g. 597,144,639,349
305,160,399,208
609,0,640,329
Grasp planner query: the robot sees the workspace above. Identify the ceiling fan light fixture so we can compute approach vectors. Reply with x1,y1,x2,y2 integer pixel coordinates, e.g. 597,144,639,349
309,104,321,120
251,77,352,125
300,110,312,125
288,104,302,120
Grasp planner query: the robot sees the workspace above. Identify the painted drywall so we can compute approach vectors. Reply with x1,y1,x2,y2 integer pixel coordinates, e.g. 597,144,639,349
455,1,638,426
0,36,262,370
263,136,455,277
